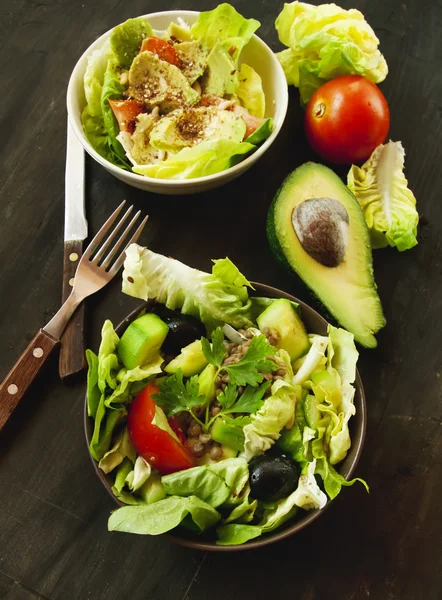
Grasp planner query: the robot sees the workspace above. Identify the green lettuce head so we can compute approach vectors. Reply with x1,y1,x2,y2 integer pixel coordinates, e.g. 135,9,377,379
275,1,388,104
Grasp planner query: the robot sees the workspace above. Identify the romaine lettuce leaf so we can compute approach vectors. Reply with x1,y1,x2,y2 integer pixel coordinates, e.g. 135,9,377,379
110,17,153,69
347,141,419,251
292,335,328,384
133,138,255,180
86,349,100,418
237,63,265,118
108,495,221,534
98,427,136,474
275,1,388,104
243,379,298,460
190,3,260,58
125,456,151,492
122,244,254,333
161,458,249,508
216,524,262,545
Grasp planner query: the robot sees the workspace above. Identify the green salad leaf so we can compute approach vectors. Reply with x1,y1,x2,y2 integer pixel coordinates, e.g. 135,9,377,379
98,427,136,474
237,63,265,118
275,1,388,104
153,370,205,417
108,495,221,535
347,141,419,251
86,349,100,418
110,17,153,69
216,524,262,545
122,245,255,334
133,138,255,180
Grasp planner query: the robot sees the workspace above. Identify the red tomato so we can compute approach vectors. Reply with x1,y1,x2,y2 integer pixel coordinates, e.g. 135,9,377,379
140,37,181,67
304,75,390,164
127,382,195,474
108,99,145,133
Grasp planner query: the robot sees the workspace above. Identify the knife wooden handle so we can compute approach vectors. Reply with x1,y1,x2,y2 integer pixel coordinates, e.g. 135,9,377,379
0,330,59,430
59,240,86,379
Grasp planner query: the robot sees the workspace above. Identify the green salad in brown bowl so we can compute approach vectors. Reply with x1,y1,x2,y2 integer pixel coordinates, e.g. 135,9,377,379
84,244,367,550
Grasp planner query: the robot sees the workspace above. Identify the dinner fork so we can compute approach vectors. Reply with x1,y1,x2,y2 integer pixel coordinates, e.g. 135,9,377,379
0,201,148,430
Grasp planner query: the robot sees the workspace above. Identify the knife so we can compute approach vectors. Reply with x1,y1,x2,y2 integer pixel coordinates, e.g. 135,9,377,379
59,119,88,379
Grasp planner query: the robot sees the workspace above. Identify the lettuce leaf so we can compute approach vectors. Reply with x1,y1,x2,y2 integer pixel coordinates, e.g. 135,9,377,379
190,3,260,58
347,141,419,251
86,349,100,418
275,1,388,104
216,524,262,545
110,17,153,69
133,138,255,180
122,244,254,334
98,427,136,474
161,458,248,508
108,495,221,535
237,63,265,118
243,379,298,460
292,335,328,384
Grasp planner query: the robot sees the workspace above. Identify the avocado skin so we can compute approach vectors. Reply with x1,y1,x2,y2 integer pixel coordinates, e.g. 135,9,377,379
266,162,386,346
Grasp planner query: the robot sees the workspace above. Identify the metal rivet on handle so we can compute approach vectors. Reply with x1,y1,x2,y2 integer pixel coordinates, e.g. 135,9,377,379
7,384,18,395
69,278,74,286
69,253,79,262
33,347,44,358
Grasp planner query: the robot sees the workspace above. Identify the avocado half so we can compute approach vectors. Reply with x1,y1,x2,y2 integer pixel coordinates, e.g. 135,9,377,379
267,162,386,348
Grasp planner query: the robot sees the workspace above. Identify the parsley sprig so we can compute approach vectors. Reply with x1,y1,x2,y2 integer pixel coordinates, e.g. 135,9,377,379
152,371,206,428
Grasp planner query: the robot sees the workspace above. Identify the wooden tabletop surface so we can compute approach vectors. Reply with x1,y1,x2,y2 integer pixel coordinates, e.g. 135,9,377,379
1,1,441,598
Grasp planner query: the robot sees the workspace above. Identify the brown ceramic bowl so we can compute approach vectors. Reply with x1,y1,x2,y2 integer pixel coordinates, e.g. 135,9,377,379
84,283,366,551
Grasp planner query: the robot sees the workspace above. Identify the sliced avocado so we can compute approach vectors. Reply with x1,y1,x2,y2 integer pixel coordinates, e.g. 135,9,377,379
138,472,166,504
117,313,169,370
175,41,208,84
257,298,309,362
149,107,245,152
200,42,238,97
210,418,245,452
131,113,158,164
128,51,199,112
245,118,274,145
267,162,386,348
198,364,217,402
164,339,208,377
165,22,192,42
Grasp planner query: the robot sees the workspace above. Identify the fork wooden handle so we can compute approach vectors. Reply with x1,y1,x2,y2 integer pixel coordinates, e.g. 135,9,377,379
59,240,86,380
0,330,59,430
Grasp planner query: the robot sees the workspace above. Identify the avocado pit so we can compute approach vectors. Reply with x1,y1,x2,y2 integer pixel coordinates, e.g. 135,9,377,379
292,197,349,267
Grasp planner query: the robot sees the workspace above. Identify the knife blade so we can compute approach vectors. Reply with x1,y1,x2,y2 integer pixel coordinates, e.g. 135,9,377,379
59,118,88,379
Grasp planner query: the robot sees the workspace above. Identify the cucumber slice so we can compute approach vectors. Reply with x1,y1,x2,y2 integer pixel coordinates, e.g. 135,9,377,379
138,472,166,504
210,418,244,452
303,394,321,430
256,298,310,361
164,339,208,377
118,313,169,370
198,364,217,402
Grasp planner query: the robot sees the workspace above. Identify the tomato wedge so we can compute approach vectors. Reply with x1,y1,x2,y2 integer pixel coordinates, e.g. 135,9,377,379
108,99,145,134
140,37,181,67
127,382,195,474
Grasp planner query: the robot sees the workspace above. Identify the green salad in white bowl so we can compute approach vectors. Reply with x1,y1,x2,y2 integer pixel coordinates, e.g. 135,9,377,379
67,4,288,193
85,245,368,549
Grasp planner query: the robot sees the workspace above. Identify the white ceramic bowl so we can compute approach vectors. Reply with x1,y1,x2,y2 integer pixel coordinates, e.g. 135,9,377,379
67,10,288,195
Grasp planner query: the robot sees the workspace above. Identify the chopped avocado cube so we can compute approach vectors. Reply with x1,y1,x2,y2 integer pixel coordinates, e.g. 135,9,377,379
245,118,274,145
256,298,310,362
210,418,245,452
165,22,192,42
267,162,386,348
200,43,238,97
175,41,208,84
149,107,246,152
128,52,199,112
164,339,208,377
118,313,169,370
198,364,217,402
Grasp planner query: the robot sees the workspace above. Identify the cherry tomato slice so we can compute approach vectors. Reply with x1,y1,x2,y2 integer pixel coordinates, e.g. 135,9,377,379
108,99,145,134
140,37,181,67
127,382,195,474
304,75,390,164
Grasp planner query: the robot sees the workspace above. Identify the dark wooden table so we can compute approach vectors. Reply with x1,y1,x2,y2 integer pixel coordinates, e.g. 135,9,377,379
1,0,441,598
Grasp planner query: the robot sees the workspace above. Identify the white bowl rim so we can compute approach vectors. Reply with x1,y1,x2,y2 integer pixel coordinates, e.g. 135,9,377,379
66,9,289,187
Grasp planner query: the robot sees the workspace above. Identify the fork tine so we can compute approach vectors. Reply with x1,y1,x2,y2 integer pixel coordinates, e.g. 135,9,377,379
92,205,133,265
82,201,126,260
101,210,142,270
108,215,149,277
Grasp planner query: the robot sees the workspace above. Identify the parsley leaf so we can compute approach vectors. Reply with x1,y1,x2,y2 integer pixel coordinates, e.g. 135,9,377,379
201,327,225,368
229,415,252,427
153,370,205,417
224,335,278,387
217,383,238,411
229,382,269,414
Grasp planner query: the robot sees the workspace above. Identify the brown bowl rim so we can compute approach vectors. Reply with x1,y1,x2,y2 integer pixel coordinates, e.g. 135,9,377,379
84,282,367,551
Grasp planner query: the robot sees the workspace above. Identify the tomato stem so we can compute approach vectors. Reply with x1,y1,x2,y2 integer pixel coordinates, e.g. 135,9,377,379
314,103,326,118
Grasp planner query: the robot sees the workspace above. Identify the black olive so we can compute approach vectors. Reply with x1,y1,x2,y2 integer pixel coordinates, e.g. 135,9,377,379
151,305,206,355
249,454,299,502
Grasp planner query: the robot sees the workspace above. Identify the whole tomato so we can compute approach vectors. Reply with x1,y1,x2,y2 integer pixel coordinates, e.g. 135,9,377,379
304,75,390,164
